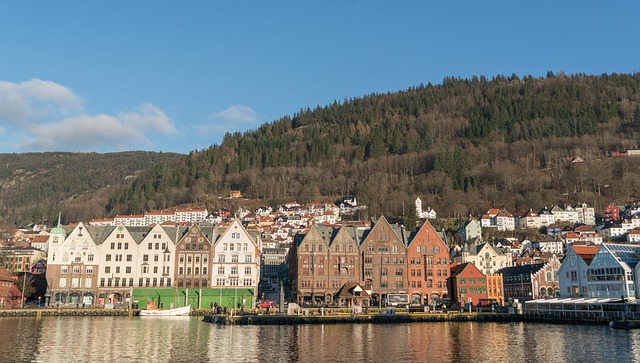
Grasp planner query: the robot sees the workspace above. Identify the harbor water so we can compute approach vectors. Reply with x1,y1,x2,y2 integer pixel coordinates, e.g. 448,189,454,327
0,317,638,362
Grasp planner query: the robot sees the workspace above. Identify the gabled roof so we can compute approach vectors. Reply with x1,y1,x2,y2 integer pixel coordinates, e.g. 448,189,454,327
571,245,599,265
335,282,371,298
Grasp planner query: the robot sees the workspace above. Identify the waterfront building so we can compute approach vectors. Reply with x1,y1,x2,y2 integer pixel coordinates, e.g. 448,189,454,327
211,219,260,307
499,255,560,302
358,217,409,306
486,273,504,305
558,245,598,297
0,267,20,308
587,243,640,299
447,262,487,307
176,224,215,290
407,220,449,305
46,221,100,306
289,224,360,306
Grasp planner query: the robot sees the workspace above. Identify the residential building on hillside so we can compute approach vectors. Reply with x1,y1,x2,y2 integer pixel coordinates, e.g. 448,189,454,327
457,218,482,243
575,203,596,226
451,242,512,275
0,246,47,273
415,197,437,219
603,203,621,223
517,210,542,230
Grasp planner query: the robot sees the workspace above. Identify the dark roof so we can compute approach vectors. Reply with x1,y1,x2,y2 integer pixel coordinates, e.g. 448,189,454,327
497,263,545,282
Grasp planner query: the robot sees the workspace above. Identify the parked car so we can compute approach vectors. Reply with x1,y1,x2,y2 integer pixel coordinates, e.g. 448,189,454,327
257,300,276,308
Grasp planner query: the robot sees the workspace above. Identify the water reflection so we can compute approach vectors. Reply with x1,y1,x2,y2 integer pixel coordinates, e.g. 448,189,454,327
0,318,639,362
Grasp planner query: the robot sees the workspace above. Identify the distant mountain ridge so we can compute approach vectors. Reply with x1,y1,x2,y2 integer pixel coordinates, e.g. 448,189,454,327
0,151,182,227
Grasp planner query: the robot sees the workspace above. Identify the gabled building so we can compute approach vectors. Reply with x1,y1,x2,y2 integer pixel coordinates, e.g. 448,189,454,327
587,243,640,299
289,224,360,306
558,245,598,297
211,219,260,307
407,220,450,306
451,242,512,275
499,255,561,302
175,224,215,290
359,217,409,307
457,218,482,243
447,262,487,306
46,221,102,306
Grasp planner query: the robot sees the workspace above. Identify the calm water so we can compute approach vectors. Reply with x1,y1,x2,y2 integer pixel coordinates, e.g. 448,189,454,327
0,317,639,362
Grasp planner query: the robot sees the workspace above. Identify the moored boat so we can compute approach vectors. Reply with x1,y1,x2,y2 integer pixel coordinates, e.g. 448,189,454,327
609,319,640,329
139,305,191,317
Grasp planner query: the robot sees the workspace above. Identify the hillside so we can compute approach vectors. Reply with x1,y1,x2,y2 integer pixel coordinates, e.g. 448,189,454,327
9,72,640,227
0,152,182,227
108,73,640,221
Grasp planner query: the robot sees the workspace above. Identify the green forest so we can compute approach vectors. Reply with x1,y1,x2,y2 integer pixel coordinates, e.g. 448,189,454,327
108,72,640,222
4,72,640,228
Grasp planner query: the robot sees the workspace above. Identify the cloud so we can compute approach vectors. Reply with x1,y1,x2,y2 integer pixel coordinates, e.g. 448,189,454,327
20,104,176,152
196,104,261,135
0,79,83,125
120,102,177,134
0,79,178,152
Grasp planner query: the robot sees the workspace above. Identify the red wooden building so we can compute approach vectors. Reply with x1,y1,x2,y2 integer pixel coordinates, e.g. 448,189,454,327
447,262,487,307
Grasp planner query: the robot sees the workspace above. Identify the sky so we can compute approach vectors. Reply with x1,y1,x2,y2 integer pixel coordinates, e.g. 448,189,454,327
0,1,638,154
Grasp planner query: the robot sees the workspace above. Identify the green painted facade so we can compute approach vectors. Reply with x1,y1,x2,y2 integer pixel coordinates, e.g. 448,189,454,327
132,288,255,309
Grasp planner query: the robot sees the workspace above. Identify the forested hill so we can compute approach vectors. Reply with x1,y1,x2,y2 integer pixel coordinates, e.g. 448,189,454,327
105,72,640,222
0,152,182,227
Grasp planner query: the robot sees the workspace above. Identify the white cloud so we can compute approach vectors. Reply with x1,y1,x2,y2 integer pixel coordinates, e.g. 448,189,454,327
120,102,177,134
0,79,83,125
19,103,176,152
208,104,259,124
0,79,178,152
196,104,261,135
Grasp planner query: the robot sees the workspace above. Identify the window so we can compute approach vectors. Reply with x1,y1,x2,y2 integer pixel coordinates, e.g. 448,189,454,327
88,254,94,262
231,267,238,275
154,255,159,262
105,266,111,273
143,255,149,262
127,254,132,262
232,255,238,263
106,254,112,262
115,266,120,273
142,266,149,274
86,266,93,274
245,267,251,275
126,266,131,274
218,255,225,263
117,242,122,250
148,243,153,249
218,267,225,274
203,267,207,275
179,267,184,275
245,255,252,263
153,266,158,274
115,255,122,262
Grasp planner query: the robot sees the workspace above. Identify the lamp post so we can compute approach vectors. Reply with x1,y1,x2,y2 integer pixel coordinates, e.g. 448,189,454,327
21,272,27,309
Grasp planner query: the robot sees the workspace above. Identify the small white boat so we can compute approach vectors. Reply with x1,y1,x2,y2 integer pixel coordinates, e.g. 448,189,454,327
139,305,191,317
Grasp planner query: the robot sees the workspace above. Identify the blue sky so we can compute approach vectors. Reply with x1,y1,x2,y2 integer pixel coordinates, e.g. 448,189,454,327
0,1,638,154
